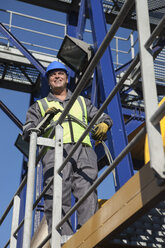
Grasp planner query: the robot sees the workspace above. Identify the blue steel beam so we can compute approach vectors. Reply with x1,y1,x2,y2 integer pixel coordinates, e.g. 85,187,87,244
0,23,45,76
65,11,78,93
66,10,79,233
87,0,134,190
76,0,86,40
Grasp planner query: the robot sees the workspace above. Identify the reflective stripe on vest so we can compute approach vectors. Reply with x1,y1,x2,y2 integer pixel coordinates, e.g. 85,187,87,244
37,96,92,147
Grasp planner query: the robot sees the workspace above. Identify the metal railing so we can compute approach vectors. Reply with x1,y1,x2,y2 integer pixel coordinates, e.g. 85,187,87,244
111,31,138,68
1,0,165,247
0,8,137,68
0,8,66,58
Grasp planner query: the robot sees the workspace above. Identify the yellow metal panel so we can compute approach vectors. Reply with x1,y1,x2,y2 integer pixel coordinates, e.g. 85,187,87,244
128,122,145,162
145,97,165,164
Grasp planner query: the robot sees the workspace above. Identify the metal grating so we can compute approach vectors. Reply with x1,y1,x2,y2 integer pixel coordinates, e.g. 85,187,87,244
155,48,165,85
148,0,165,24
0,61,41,93
112,201,165,247
0,62,39,84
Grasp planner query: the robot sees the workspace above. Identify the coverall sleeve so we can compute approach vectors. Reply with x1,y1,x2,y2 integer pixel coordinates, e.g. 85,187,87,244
84,97,113,128
22,102,43,141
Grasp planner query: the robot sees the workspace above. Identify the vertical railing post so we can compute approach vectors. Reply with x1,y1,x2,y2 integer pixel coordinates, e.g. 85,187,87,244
51,124,63,247
10,195,20,248
116,37,119,68
22,130,39,248
7,11,13,48
130,32,135,59
135,0,165,178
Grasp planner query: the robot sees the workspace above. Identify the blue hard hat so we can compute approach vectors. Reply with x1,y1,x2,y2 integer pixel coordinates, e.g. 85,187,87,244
45,61,68,77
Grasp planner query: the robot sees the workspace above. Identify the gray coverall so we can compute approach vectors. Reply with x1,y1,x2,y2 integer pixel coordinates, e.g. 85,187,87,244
23,89,112,236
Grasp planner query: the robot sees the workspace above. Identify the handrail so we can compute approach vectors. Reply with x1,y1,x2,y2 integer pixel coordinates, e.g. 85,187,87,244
145,15,165,49
36,56,141,247
0,176,27,225
150,101,165,126
0,8,66,27
56,126,146,230
2,0,165,246
3,23,65,40
37,124,146,247
118,14,165,97
57,55,139,173
0,8,136,67
35,0,137,245
135,0,165,180
0,36,59,56
0,0,135,240
0,8,66,58
3,53,140,246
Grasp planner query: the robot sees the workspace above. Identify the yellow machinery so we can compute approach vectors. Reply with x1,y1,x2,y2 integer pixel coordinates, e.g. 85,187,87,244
145,97,165,164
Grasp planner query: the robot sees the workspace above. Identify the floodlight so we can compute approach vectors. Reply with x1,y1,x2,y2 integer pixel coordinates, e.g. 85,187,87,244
15,133,29,158
57,35,93,73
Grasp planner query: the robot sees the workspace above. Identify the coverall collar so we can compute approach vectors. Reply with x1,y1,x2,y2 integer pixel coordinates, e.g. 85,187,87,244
47,89,72,102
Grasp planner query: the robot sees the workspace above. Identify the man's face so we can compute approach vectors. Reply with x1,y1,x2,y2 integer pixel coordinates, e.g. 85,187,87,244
48,69,68,92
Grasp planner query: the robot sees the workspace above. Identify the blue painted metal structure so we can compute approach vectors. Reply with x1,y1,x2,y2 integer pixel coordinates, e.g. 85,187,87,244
66,8,80,233
87,0,134,190
76,0,86,40
56,0,135,232
0,0,140,243
58,0,134,191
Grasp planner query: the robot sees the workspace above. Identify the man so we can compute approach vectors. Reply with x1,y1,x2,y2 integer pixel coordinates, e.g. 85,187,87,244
23,61,113,241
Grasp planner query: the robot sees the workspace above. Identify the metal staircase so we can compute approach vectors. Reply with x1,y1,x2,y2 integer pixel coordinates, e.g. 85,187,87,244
0,0,165,247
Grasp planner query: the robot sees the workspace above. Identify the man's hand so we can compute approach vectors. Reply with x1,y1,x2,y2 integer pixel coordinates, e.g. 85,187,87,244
92,122,109,141
45,106,59,116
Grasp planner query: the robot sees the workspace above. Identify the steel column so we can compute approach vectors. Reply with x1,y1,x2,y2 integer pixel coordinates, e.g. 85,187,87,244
135,0,165,178
10,195,21,248
22,130,38,248
87,0,134,190
66,10,78,93
51,125,63,247
76,0,86,40
66,10,79,232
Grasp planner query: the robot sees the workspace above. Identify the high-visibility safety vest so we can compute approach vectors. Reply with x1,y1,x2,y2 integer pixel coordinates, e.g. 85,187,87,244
37,96,92,147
